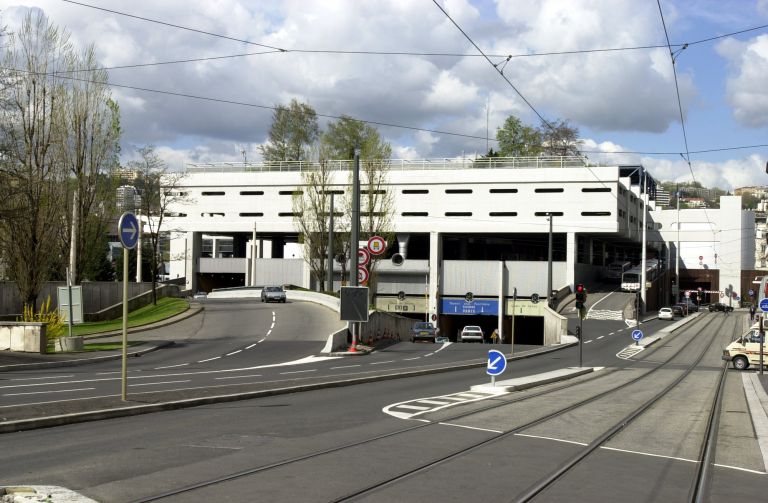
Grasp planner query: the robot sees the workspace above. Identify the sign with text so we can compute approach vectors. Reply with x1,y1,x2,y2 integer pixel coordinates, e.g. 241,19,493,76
442,298,498,315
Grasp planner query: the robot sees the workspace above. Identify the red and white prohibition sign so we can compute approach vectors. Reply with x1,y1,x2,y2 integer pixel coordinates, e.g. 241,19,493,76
367,236,386,255
358,247,370,266
357,265,369,284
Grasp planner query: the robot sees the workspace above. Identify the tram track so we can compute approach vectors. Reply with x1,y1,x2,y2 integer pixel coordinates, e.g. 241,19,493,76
130,314,734,502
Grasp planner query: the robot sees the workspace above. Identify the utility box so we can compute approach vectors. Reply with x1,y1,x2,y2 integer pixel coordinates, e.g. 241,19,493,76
340,286,369,322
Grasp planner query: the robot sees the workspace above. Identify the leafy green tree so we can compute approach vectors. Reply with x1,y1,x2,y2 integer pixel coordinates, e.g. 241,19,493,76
260,99,319,162
496,115,542,157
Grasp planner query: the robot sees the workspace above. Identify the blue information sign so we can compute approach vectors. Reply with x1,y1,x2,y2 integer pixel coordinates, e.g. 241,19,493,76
631,329,644,341
486,349,507,376
760,298,768,313
118,212,139,250
441,298,498,315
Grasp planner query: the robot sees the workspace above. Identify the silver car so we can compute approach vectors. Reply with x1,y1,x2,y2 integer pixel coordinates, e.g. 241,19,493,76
460,325,485,343
261,286,286,303
658,307,674,320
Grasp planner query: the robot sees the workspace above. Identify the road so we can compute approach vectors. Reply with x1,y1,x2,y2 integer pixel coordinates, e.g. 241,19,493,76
2,310,766,502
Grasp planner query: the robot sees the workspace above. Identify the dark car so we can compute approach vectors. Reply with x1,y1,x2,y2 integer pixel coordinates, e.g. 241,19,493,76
708,302,734,312
681,298,699,312
671,303,687,317
261,285,286,303
411,322,437,343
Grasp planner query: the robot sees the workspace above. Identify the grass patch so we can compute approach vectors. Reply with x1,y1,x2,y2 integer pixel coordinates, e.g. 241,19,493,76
67,297,189,336
83,341,146,351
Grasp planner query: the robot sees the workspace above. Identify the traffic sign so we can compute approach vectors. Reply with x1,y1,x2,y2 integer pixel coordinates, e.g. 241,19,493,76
465,292,474,302
397,290,406,301
684,291,690,298
749,289,755,297
357,247,370,266
631,329,644,341
486,349,507,376
357,265,369,284
699,255,703,260
118,212,139,249
759,298,768,313
367,236,386,255
531,293,539,304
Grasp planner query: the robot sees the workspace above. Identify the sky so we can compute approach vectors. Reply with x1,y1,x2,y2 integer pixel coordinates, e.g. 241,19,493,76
1,0,767,191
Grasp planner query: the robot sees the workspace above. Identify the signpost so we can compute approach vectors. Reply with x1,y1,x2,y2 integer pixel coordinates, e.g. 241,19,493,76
357,265,369,285
486,349,507,387
118,212,139,401
632,329,644,346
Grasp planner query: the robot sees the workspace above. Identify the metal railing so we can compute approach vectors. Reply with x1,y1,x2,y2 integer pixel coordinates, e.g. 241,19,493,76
185,156,587,173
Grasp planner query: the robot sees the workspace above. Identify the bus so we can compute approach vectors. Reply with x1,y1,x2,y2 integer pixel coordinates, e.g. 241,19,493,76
605,261,632,281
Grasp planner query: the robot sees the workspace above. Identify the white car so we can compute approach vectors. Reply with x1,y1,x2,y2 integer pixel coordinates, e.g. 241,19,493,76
658,307,674,320
460,325,485,343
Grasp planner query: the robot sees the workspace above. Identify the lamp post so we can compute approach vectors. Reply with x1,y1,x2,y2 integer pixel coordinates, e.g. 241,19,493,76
547,214,554,308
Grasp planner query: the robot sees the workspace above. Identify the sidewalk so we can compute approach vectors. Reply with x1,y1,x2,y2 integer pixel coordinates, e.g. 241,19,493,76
0,303,203,370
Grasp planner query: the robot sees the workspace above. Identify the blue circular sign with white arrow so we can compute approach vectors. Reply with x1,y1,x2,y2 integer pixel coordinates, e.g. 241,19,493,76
631,329,644,341
486,349,507,376
118,212,139,250
760,298,768,313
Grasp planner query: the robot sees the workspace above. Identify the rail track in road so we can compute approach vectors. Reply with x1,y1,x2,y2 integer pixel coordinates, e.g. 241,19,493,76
128,313,748,502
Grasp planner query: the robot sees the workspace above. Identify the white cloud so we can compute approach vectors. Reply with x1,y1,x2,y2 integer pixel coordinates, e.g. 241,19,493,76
717,34,768,127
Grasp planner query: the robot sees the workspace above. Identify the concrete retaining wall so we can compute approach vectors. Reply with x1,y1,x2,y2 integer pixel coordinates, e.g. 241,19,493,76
0,322,47,353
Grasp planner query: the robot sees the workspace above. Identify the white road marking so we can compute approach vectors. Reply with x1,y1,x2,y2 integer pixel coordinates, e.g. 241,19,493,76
396,404,431,411
331,365,361,369
214,374,263,380
258,338,266,343
600,446,697,464
371,360,396,365
438,422,502,433
226,350,242,356
403,357,421,361
515,433,588,446
743,373,768,471
597,336,604,339
198,356,221,363
155,363,189,369
130,380,190,387
4,388,95,397
712,464,766,475
245,344,257,349
270,322,275,329
0,378,118,389
418,399,451,405
0,394,118,408
10,375,74,381
280,369,316,375
584,340,593,344
609,332,615,335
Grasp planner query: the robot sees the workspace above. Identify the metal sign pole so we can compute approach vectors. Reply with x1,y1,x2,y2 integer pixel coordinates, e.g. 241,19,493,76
66,267,73,339
122,248,128,401
760,315,765,376
579,315,583,368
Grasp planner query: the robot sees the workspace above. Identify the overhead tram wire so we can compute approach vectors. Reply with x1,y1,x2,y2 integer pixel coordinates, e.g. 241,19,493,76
656,0,717,235
1,66,494,143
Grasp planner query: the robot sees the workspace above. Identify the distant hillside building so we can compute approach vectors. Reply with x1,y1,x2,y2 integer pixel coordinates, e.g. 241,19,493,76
116,185,142,212
655,188,670,207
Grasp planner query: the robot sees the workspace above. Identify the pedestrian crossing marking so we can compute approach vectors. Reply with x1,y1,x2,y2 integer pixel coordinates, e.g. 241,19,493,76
382,390,503,420
586,309,624,320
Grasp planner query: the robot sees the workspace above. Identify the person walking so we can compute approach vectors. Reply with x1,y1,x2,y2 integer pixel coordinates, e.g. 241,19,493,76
491,328,499,344
750,304,756,321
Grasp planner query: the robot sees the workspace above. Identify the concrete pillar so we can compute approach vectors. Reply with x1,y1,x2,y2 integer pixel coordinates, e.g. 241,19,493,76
566,232,577,287
428,231,442,328
185,231,202,293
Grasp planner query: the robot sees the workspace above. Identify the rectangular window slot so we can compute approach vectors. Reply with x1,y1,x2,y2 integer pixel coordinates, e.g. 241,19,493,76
239,212,263,217
279,190,303,195
240,191,264,195
201,191,225,196
402,189,429,194
535,188,564,193
362,190,386,195
322,190,345,195
535,212,564,216
445,189,472,194
402,212,428,216
581,211,611,216
445,212,472,217
489,212,517,216
279,212,301,217
581,188,612,193
489,188,518,193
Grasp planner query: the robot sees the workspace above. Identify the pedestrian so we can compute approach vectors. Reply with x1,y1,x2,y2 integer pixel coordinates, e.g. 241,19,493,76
750,304,756,321
491,328,499,344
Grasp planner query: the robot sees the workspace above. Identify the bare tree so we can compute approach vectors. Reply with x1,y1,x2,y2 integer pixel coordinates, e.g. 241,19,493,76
131,145,187,305
0,12,70,310
260,99,319,162
539,118,582,156
55,46,120,283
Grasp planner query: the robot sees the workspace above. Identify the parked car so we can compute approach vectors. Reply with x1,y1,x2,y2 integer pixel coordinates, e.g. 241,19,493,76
193,291,207,299
658,307,674,320
460,325,485,343
261,285,287,303
411,322,437,343
708,302,734,312
671,304,687,317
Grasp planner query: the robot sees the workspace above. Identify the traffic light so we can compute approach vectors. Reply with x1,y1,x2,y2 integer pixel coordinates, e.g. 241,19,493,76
575,283,586,310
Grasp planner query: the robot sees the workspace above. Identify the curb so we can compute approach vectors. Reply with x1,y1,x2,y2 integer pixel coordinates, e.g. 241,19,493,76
0,342,577,433
471,366,596,393
0,341,175,371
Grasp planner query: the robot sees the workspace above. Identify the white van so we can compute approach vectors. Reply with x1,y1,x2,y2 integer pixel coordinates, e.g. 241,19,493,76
722,322,767,370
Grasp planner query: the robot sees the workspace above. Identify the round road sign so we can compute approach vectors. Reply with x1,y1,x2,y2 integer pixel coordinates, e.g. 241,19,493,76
531,293,540,304
631,329,644,341
749,289,755,297
397,290,406,301
699,255,703,260
367,236,386,255
118,212,139,249
760,298,768,312
357,248,370,266
357,265,369,284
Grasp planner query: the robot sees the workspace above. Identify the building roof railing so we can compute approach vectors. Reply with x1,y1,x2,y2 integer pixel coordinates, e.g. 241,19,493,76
184,156,588,173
